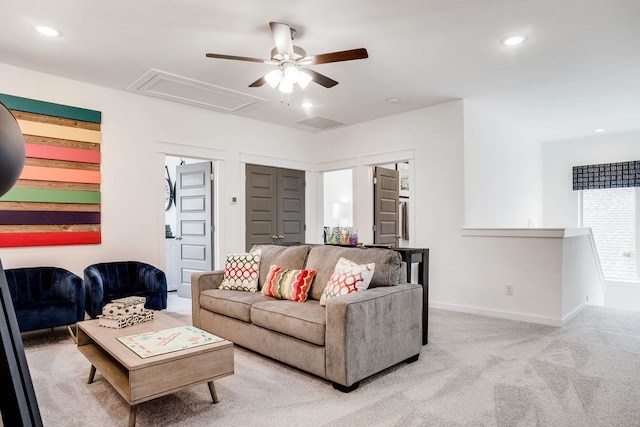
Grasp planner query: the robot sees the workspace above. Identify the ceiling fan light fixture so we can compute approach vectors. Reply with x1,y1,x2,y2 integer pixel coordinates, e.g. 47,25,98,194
278,79,294,94
283,63,300,84
297,71,312,89
264,69,283,88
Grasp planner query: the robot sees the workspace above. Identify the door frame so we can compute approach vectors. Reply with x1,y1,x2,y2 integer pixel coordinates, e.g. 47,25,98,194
157,142,224,271
238,153,314,246
316,149,415,245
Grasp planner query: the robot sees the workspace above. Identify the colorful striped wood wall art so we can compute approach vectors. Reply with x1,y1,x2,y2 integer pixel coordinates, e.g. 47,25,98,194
0,93,102,247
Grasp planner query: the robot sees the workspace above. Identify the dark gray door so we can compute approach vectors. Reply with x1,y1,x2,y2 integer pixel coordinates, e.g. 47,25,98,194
374,166,399,247
175,162,213,298
246,164,305,250
246,164,278,249
278,168,305,245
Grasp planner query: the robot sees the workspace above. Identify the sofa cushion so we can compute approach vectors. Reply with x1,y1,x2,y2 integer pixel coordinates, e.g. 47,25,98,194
219,250,262,292
306,246,402,300
251,299,326,346
200,289,270,322
250,245,312,289
261,265,317,302
319,257,375,306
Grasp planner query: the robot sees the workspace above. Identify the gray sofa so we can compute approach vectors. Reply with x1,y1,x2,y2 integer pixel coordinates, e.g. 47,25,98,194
191,244,422,392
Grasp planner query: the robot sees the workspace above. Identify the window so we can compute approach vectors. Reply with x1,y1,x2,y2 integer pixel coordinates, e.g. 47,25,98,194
581,187,639,282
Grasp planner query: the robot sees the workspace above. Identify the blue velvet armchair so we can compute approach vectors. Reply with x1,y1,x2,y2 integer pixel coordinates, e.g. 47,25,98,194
4,267,85,332
84,261,167,319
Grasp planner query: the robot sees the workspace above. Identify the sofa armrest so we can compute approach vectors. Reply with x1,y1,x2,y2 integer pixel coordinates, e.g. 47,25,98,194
325,283,422,387
52,269,86,322
191,270,224,327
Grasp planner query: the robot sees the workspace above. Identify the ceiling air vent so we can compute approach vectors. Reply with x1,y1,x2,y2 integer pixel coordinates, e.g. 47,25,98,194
127,69,267,113
297,116,344,130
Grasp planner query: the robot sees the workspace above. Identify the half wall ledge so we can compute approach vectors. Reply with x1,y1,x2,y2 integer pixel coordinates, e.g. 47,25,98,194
453,227,604,327
461,228,591,238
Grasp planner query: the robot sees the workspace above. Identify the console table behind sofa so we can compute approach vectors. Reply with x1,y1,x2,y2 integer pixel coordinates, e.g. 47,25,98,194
391,248,429,345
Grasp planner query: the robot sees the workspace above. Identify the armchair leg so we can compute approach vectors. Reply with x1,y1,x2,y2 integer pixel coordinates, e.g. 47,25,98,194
332,381,360,393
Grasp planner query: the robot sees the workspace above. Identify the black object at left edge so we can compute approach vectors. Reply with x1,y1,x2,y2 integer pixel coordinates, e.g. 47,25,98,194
0,101,43,426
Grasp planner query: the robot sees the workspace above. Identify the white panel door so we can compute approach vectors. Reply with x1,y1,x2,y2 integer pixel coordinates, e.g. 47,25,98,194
175,162,213,298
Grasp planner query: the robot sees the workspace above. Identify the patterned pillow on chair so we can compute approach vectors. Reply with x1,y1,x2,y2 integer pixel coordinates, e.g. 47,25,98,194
219,249,262,292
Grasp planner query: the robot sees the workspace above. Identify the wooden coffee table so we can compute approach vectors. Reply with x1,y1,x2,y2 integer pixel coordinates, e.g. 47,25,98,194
77,312,233,426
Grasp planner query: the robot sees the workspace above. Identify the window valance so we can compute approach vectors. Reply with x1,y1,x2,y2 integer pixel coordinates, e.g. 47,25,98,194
573,160,640,190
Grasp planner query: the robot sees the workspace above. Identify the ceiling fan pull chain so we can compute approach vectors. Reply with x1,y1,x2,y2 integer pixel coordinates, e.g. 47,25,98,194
279,92,291,106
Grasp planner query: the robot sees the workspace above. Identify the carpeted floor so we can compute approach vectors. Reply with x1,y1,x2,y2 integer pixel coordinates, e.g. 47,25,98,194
20,294,640,426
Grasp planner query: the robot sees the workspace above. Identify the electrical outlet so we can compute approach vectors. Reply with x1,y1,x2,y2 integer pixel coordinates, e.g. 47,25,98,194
505,285,513,296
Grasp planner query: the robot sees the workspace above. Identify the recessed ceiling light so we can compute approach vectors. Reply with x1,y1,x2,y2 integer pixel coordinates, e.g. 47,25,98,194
301,102,313,108
595,128,605,133
35,26,60,37
385,98,399,104
502,35,527,46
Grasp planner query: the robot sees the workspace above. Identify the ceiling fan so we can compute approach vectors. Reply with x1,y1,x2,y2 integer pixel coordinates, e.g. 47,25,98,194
205,22,368,94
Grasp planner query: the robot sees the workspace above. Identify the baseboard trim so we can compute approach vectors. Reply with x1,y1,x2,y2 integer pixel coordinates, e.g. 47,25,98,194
561,301,588,325
430,301,564,327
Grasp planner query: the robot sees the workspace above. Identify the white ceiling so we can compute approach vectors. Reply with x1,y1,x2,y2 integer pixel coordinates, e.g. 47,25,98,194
1,0,639,141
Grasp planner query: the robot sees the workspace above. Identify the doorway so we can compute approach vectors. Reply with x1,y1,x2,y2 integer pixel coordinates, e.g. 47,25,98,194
165,156,214,298
319,160,412,247
372,162,411,248
245,164,305,250
323,169,354,227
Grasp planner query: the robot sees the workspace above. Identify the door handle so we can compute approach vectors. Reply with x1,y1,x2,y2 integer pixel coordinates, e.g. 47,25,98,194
278,235,284,240
174,236,182,241
271,235,278,241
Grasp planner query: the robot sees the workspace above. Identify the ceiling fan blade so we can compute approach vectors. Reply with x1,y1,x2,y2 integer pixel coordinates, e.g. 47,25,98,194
305,69,338,88
269,22,294,56
248,76,266,88
206,53,267,63
309,48,369,65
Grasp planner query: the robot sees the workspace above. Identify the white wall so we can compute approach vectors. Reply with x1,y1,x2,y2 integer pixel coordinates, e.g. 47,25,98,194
543,131,640,312
0,62,314,277
451,229,604,326
464,98,544,228
562,233,605,318
311,100,592,325
312,100,465,312
543,130,640,227
457,233,564,324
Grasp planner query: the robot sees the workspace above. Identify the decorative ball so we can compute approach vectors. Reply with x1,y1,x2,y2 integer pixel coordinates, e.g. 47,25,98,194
0,103,25,197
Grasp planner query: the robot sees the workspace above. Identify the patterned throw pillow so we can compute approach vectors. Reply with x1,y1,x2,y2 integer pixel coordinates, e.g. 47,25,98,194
319,257,375,306
219,249,262,292
261,264,317,302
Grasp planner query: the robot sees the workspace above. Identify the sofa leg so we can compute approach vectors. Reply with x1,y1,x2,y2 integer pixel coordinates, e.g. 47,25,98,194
405,354,419,364
332,381,360,393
